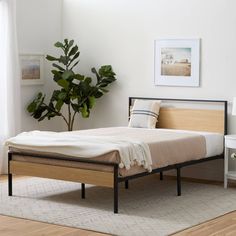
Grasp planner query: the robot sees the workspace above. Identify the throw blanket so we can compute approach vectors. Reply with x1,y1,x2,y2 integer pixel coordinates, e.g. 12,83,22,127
5,131,152,172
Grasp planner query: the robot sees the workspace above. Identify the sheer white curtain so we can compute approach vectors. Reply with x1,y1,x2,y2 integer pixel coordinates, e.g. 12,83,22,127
0,0,21,174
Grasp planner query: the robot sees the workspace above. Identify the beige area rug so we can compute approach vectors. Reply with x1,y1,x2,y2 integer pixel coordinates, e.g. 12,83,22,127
0,175,236,236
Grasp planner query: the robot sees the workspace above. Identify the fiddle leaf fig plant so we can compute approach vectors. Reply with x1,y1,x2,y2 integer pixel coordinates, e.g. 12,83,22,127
27,39,116,131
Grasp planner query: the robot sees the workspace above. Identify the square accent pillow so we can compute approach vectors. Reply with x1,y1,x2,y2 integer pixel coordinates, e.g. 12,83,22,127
128,99,161,128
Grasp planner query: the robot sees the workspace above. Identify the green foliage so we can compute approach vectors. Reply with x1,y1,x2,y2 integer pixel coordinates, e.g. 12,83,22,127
27,39,116,131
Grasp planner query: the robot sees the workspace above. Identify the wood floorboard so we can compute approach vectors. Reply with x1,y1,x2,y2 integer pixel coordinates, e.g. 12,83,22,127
173,211,236,236
0,215,108,236
1,174,236,236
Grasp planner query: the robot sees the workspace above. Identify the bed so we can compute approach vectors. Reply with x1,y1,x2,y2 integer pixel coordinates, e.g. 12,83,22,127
7,97,228,213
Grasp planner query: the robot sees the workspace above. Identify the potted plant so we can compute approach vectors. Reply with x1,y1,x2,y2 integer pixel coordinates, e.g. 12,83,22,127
27,39,116,131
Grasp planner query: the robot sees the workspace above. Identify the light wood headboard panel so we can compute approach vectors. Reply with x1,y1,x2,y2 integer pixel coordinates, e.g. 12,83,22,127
157,107,225,134
129,97,227,135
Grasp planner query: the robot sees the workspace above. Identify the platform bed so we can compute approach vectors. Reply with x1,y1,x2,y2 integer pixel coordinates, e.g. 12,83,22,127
8,97,228,213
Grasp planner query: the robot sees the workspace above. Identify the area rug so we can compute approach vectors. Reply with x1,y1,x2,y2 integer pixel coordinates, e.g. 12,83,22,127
0,175,236,236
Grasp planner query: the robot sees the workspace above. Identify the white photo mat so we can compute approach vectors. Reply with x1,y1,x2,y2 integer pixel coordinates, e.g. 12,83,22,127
154,39,200,87
20,54,44,85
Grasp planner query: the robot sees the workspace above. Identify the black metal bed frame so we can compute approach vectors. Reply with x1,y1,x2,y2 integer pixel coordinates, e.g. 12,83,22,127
8,97,228,214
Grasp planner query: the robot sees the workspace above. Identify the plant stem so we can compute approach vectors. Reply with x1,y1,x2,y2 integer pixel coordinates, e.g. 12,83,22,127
61,115,70,128
71,111,77,131
68,103,72,131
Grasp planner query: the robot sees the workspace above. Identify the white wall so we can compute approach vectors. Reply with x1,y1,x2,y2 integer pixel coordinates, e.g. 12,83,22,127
62,0,236,131
16,0,66,131
62,0,236,180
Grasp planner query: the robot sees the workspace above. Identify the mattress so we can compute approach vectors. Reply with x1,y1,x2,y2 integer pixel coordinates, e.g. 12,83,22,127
10,127,224,177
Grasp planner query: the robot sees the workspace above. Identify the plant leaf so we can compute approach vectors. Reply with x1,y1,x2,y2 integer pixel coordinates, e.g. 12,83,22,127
84,77,92,84
55,99,64,111
62,70,74,80
69,51,80,64
81,103,89,118
52,63,65,71
27,101,37,113
58,91,67,100
51,90,61,102
68,45,78,57
68,40,74,48
46,55,58,61
59,56,70,65
32,106,47,119
57,79,69,90
99,65,116,77
52,70,63,82
88,96,96,108
54,42,64,48
94,91,103,98
69,60,79,70
73,74,84,81
91,67,101,82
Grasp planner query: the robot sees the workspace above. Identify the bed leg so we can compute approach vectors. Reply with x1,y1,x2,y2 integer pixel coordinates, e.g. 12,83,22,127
8,152,12,196
81,183,85,199
125,180,129,189
8,174,12,196
160,171,163,180
177,168,181,196
114,165,119,214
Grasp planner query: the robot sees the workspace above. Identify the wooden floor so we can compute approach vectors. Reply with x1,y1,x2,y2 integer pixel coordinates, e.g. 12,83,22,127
0,215,108,236
173,211,236,236
1,175,236,236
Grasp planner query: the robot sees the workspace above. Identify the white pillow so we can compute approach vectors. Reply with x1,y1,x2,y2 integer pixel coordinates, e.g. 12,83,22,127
128,99,161,128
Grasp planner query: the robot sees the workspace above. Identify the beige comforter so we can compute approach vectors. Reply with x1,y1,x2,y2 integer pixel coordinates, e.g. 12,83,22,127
9,127,207,177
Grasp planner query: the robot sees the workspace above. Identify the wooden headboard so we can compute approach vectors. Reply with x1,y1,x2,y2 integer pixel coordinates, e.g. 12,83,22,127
129,97,228,135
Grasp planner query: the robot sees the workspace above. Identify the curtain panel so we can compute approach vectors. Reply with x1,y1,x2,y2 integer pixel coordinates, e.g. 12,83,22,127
0,0,21,174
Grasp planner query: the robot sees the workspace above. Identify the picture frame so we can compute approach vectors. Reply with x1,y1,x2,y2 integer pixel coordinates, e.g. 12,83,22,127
20,54,44,85
154,39,200,87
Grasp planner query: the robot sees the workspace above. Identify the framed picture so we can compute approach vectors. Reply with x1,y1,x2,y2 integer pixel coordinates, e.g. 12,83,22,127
154,39,200,87
20,54,44,85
